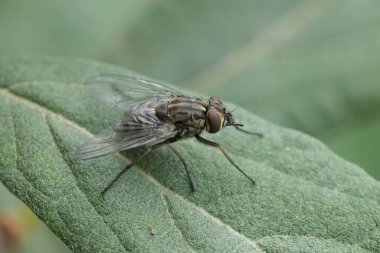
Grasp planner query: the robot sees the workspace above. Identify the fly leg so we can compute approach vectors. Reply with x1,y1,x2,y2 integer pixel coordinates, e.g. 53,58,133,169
195,134,256,186
234,126,263,137
101,141,167,196
166,143,196,192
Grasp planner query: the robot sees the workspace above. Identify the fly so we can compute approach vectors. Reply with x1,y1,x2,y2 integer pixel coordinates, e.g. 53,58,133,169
76,74,263,195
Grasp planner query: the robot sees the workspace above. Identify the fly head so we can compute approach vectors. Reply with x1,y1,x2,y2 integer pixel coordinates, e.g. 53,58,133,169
206,96,228,133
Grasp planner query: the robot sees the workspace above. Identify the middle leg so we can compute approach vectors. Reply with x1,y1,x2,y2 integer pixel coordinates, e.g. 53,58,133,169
195,134,256,186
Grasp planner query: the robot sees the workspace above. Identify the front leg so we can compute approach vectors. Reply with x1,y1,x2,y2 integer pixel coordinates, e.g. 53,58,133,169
194,135,256,186
234,125,263,137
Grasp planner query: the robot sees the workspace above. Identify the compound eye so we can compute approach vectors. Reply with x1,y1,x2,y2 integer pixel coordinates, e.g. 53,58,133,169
206,109,222,133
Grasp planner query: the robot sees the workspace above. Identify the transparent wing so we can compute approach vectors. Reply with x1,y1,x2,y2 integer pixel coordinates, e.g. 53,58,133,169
76,112,178,160
77,74,182,160
85,74,184,110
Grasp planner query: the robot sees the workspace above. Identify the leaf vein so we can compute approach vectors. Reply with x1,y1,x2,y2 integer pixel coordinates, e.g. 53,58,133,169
6,98,92,253
8,99,51,200
256,235,372,253
45,115,131,253
160,193,196,253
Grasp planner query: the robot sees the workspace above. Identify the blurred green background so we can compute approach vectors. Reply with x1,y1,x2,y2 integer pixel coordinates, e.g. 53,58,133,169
0,0,379,252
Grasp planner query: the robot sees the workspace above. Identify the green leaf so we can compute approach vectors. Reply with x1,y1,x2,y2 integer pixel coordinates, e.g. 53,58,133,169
0,57,379,253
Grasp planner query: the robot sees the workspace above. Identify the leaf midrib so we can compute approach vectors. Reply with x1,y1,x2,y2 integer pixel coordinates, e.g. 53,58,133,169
44,115,131,252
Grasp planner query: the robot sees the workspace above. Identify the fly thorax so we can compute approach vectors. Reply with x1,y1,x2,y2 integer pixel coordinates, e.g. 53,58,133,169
154,97,208,137
166,98,207,123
